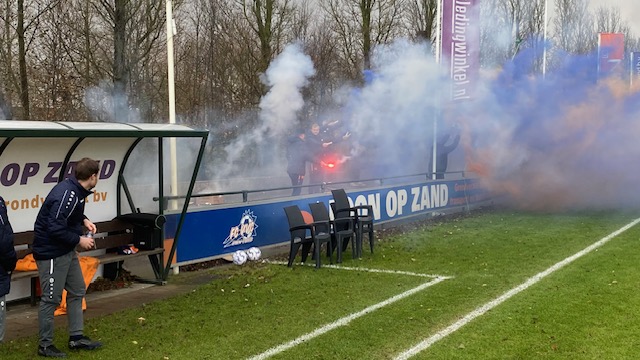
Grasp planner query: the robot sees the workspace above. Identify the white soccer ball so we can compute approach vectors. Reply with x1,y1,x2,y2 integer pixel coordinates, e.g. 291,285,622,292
232,250,248,265
246,247,262,261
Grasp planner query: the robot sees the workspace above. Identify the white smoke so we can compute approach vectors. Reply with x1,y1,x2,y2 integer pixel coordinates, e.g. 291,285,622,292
216,43,315,180
84,80,141,123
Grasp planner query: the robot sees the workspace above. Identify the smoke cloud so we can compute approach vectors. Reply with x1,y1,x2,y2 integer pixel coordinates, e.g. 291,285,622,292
209,43,315,184
84,80,142,123
310,39,640,211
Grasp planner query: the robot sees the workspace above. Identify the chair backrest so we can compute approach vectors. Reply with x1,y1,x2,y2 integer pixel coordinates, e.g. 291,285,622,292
308,202,331,234
330,202,352,232
284,205,307,240
331,189,352,217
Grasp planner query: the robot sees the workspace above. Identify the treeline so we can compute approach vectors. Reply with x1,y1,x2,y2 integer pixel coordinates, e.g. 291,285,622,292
0,0,635,131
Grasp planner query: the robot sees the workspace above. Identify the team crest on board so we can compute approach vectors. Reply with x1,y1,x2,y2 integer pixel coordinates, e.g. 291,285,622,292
223,210,258,248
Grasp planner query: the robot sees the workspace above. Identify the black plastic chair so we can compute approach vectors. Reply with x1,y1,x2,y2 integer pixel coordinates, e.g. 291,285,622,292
329,202,362,260
283,205,333,268
331,189,374,258
309,202,355,263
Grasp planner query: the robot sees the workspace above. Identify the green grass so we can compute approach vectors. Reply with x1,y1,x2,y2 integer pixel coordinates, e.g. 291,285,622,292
1,208,639,359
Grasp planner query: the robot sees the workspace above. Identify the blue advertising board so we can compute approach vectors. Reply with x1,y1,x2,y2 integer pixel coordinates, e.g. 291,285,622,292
165,178,489,264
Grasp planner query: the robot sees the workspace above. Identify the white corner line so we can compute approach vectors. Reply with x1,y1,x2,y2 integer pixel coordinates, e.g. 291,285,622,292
393,217,640,360
263,260,451,279
247,276,449,360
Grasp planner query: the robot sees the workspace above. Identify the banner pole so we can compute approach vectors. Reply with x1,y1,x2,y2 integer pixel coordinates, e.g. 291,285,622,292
432,0,443,180
166,0,179,211
542,0,548,78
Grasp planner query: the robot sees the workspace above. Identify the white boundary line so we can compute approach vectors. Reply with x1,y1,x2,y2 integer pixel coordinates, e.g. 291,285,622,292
249,261,453,360
393,217,640,360
264,260,442,278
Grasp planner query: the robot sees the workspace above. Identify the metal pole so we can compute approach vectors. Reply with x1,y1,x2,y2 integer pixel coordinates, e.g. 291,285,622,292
166,0,179,210
432,0,443,180
542,0,548,78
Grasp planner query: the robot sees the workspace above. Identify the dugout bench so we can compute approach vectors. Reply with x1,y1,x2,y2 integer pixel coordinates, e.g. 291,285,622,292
11,213,166,306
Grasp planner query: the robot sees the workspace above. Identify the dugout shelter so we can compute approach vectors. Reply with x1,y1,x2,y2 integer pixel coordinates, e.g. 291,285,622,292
0,120,208,294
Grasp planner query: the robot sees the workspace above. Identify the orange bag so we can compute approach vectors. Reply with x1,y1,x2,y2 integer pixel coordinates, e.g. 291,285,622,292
14,253,37,271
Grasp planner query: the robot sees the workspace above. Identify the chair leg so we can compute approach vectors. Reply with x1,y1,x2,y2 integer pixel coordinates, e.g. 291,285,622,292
367,226,374,254
356,224,363,258
314,240,321,269
342,236,349,251
288,243,301,267
330,236,340,259
328,240,333,265
351,232,357,259
301,242,313,263
336,236,343,263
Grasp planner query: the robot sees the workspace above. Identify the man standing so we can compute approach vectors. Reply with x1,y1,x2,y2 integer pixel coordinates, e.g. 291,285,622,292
33,157,102,357
0,195,17,343
286,130,308,196
286,129,324,196
429,129,461,180
306,123,332,193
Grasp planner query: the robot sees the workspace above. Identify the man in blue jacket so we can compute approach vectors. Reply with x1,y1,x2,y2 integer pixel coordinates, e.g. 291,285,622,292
33,158,102,357
429,129,461,180
287,128,326,196
0,195,17,343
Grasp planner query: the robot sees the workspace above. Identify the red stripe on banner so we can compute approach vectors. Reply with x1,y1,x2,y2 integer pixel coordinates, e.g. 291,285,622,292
598,33,625,77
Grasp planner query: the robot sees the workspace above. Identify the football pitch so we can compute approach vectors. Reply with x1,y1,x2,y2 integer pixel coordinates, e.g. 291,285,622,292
3,208,640,359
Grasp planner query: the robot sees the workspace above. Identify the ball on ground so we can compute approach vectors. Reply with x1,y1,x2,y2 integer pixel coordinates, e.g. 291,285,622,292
232,250,248,265
246,247,262,261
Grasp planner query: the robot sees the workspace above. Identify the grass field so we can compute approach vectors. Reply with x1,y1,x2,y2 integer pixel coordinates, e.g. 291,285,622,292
2,207,640,359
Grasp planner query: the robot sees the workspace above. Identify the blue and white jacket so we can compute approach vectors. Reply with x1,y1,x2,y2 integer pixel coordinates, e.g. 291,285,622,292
32,178,93,261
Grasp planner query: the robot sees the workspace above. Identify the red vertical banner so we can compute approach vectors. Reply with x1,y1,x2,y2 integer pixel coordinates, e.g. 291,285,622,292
440,0,481,102
598,33,625,78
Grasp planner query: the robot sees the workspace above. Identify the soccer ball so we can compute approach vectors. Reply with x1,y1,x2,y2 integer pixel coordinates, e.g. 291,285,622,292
246,247,262,261
232,250,248,265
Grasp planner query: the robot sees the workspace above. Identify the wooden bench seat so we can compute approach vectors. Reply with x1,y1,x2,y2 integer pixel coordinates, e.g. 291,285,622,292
11,218,166,305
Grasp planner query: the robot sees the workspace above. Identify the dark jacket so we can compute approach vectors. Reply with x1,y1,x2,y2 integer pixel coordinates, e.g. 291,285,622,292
429,132,460,179
0,196,17,297
286,135,316,175
32,178,93,260
306,131,327,157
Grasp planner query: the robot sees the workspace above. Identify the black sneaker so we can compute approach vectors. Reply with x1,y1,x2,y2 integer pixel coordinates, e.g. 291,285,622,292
68,336,102,350
38,345,67,357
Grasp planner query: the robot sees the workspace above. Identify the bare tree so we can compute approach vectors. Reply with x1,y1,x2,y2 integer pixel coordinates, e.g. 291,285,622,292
0,0,18,119
479,0,545,71
29,2,79,120
88,0,168,121
553,0,594,55
594,6,626,34
321,0,404,79
240,0,296,76
405,0,437,44
0,0,59,119
175,0,239,122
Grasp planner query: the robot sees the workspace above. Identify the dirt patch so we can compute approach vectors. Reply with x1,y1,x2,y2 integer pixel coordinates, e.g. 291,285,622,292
87,268,137,293
179,258,230,272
